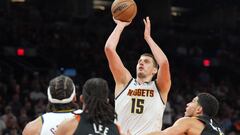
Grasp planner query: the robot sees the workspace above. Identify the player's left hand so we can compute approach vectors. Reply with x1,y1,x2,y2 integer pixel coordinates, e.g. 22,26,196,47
143,16,151,39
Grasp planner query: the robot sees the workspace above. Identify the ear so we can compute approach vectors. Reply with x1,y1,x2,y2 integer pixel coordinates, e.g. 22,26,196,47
152,67,158,75
196,106,203,115
80,95,84,103
73,96,77,102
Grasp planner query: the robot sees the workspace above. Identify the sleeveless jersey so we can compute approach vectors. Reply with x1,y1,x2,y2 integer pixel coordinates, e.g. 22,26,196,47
197,115,225,135
115,78,166,135
40,109,82,135
73,113,121,135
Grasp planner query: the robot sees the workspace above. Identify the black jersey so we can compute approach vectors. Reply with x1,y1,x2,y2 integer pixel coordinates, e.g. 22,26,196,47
197,115,224,135
73,113,121,135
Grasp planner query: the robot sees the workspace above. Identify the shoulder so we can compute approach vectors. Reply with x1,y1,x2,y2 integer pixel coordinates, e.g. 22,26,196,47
172,117,196,131
22,117,42,135
174,117,198,126
174,117,190,123
180,116,200,122
62,115,79,128
115,78,134,98
56,115,79,135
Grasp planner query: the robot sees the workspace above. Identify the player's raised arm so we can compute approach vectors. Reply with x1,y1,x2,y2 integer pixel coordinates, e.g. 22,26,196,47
143,16,171,103
104,19,132,96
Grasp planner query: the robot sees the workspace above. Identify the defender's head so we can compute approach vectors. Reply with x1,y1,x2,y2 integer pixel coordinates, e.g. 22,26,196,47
80,78,116,124
81,78,109,104
185,93,219,117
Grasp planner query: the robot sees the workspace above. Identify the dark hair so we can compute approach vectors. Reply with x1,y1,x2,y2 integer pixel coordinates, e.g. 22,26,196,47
46,102,78,112
141,53,158,68
46,75,78,112
197,93,219,117
82,78,117,124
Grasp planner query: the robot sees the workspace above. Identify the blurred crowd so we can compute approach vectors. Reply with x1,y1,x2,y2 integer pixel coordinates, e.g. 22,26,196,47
0,2,240,135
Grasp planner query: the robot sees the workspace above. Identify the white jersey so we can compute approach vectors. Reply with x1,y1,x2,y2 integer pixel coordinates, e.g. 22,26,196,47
40,109,82,135
115,79,166,135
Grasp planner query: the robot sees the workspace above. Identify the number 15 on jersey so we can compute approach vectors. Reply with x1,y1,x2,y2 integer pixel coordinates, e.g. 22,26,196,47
131,98,145,114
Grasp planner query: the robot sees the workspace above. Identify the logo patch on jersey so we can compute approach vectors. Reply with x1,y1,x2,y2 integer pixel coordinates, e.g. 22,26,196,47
127,89,154,97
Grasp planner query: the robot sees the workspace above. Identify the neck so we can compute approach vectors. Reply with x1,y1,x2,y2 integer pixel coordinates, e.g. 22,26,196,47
194,112,203,117
136,76,152,84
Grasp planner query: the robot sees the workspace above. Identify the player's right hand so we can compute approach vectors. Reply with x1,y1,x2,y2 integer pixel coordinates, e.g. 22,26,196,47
113,17,131,27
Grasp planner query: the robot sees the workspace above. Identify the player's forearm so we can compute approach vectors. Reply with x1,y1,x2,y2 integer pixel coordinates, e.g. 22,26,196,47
145,130,175,135
105,24,125,50
145,131,163,135
145,36,169,65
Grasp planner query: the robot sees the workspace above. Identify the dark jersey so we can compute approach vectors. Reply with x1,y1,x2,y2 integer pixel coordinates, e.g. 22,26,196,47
197,115,224,135
73,113,121,135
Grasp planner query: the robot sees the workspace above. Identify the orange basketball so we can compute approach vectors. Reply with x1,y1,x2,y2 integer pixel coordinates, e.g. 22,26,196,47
111,0,137,22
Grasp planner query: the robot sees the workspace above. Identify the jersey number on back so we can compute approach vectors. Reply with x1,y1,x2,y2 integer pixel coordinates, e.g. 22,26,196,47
131,98,144,114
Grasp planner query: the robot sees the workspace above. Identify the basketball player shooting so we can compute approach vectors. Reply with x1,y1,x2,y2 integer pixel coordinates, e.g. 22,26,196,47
104,16,171,134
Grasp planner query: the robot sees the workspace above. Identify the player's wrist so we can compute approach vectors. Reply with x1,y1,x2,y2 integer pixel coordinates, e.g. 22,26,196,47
116,24,126,30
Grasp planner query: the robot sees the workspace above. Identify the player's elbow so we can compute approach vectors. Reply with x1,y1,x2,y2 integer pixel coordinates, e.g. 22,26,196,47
158,60,170,70
164,58,169,63
104,45,115,55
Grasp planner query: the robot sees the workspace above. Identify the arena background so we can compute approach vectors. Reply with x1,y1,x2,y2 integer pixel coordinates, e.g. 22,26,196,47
0,0,239,134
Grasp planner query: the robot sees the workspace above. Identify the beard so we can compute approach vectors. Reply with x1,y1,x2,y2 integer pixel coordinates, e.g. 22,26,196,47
184,111,194,117
137,72,146,79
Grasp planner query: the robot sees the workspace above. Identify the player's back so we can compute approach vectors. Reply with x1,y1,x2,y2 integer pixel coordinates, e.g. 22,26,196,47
115,78,165,135
40,110,82,135
197,116,224,135
73,113,121,135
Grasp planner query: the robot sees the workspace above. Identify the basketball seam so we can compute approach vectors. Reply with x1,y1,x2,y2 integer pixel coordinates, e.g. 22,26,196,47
114,3,135,20
111,0,134,10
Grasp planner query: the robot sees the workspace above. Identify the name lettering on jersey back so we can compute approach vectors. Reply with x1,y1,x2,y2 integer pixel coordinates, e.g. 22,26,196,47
50,125,58,134
92,123,109,135
127,89,154,97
